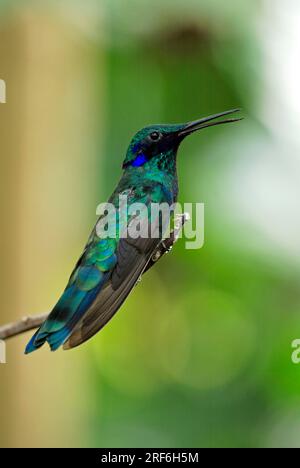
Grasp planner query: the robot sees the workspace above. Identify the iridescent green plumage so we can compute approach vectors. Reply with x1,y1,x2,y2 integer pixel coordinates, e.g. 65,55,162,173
25,109,242,353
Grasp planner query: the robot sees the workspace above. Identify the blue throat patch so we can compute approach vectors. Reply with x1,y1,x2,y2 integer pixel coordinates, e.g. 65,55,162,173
132,152,148,167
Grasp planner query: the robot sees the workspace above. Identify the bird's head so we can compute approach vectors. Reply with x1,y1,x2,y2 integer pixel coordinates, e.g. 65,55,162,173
122,109,242,171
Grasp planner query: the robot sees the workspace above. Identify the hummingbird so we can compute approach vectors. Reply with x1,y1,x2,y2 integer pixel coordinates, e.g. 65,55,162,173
25,109,242,353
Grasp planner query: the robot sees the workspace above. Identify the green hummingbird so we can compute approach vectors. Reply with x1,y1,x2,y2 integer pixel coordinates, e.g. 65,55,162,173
25,109,242,353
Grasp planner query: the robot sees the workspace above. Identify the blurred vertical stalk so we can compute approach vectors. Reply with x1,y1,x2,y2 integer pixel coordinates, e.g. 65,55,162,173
0,13,23,449
0,5,105,447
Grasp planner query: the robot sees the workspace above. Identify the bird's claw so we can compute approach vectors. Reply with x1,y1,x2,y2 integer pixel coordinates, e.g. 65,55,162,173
143,212,189,274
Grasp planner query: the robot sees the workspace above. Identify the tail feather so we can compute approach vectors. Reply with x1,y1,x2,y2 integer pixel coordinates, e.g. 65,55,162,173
25,281,103,354
25,329,45,354
25,239,116,353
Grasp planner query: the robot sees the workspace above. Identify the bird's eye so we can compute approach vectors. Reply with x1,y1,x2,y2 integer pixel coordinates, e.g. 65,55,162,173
149,131,161,141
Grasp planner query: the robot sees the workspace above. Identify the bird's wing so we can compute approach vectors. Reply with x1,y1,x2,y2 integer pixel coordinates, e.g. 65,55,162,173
63,233,158,349
25,184,169,353
25,234,118,353
63,198,165,349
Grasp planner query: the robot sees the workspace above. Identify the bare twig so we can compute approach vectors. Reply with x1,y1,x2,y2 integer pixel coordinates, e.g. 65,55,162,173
0,313,49,340
0,213,189,341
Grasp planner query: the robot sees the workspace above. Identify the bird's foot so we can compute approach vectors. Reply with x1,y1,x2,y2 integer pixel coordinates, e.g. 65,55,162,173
144,212,189,273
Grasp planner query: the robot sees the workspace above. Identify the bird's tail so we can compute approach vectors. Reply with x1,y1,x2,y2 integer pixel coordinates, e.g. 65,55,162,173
25,269,104,353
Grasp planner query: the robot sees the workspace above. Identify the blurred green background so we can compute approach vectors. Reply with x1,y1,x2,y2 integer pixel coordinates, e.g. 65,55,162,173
1,0,300,448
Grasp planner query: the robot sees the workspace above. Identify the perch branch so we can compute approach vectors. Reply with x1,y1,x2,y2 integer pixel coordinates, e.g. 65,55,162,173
0,213,189,341
0,313,49,340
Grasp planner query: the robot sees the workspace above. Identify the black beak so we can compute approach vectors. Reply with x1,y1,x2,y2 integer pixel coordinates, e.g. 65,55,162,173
178,108,243,138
